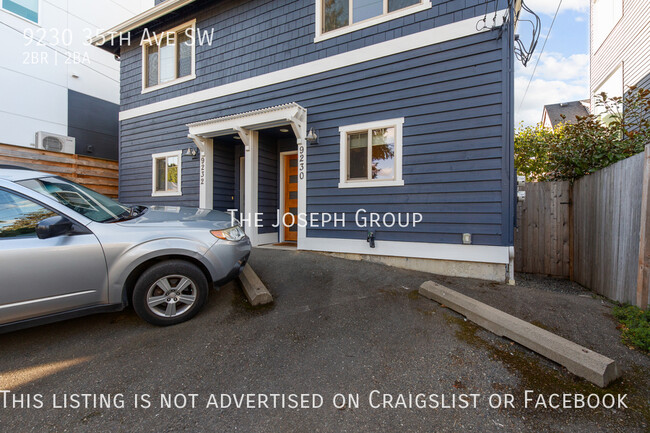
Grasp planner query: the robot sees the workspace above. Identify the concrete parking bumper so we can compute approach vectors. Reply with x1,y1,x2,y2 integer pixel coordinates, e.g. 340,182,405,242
419,280,621,388
237,265,273,306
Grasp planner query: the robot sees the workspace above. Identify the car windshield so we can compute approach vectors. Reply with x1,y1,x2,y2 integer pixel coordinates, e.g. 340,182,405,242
17,176,130,223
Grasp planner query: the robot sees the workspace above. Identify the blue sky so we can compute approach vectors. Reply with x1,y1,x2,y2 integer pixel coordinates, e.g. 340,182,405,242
514,0,591,126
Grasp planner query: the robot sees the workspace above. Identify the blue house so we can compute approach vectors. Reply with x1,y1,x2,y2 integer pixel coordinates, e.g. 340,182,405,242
92,0,520,282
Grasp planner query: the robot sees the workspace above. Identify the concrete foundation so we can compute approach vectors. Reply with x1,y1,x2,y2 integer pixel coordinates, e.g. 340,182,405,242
316,251,508,283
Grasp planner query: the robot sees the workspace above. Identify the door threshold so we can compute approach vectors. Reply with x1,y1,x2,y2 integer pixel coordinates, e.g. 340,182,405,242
257,242,297,251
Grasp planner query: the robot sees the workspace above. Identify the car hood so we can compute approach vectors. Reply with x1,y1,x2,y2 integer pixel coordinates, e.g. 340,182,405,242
116,206,236,230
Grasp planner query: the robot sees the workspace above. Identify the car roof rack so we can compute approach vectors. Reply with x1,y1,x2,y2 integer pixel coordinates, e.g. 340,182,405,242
0,164,35,170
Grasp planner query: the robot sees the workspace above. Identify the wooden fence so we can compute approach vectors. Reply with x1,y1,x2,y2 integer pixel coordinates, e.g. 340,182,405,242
0,143,118,198
515,146,650,308
573,152,644,305
514,182,571,277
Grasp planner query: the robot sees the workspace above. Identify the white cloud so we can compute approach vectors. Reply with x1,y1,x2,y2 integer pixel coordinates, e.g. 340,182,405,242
515,52,590,126
523,0,589,16
575,16,585,22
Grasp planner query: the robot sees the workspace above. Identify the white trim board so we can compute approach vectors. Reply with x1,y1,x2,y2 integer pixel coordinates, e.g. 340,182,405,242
299,237,510,265
90,0,197,46
314,0,432,43
119,13,504,121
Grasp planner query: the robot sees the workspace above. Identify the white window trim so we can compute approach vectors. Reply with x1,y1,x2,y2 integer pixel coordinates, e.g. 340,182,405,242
1,0,40,25
338,117,404,189
151,150,183,197
141,19,197,94
314,0,432,43
593,63,623,112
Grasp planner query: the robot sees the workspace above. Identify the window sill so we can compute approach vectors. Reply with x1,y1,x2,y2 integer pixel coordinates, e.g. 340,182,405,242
151,191,183,197
338,180,405,189
314,1,432,43
142,74,196,94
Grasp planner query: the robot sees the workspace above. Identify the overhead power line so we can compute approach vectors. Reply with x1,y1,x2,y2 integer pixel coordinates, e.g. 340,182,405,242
517,0,563,111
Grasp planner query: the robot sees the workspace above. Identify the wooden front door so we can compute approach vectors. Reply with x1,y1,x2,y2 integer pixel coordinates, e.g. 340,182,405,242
283,154,298,242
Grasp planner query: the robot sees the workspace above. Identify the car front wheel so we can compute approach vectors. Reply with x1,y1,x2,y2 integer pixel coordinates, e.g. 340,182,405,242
132,260,209,326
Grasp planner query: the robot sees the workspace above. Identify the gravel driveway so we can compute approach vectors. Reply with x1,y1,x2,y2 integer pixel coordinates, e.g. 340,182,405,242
0,248,648,432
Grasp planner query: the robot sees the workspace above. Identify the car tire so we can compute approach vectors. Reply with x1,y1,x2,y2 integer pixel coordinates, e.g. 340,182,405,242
132,260,209,326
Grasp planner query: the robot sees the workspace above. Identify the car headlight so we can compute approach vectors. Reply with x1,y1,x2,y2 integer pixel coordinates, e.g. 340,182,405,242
211,225,246,241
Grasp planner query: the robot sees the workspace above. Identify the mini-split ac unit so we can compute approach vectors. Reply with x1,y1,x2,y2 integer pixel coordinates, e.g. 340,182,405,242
35,131,76,154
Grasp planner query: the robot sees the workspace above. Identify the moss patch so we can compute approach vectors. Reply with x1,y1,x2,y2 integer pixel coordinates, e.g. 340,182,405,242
407,290,421,300
443,312,650,428
613,305,650,353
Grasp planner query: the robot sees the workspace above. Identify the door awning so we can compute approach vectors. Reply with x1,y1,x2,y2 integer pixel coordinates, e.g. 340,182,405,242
186,103,307,139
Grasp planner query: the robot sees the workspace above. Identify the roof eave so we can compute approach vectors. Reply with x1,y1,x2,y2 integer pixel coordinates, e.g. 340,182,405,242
89,0,196,51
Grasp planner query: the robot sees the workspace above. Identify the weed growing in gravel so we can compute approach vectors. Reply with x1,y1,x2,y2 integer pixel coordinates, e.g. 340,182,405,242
613,305,650,353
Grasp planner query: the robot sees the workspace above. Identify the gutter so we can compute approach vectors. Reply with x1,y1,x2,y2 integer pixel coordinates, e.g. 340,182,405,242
89,0,196,47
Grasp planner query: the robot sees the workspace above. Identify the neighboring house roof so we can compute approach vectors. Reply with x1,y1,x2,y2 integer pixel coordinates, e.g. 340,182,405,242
89,0,195,52
541,100,590,128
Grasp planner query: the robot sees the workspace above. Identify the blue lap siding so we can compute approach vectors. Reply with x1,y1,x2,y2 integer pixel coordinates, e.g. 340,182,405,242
115,0,515,248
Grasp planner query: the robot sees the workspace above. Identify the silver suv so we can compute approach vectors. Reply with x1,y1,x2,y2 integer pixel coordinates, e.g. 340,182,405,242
0,166,250,331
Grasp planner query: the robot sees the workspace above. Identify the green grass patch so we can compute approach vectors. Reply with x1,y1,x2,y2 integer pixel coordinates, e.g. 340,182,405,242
612,304,650,353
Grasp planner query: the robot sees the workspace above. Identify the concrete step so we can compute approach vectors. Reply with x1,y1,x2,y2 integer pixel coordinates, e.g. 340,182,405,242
419,280,620,388
238,265,273,306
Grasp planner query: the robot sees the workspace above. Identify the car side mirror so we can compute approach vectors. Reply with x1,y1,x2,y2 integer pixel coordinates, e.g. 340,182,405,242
36,216,73,239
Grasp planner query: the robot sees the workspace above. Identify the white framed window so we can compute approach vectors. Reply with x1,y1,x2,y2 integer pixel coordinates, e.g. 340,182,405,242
593,64,623,121
2,0,38,23
141,19,196,94
315,0,431,42
338,118,404,188
152,150,182,196
591,0,622,50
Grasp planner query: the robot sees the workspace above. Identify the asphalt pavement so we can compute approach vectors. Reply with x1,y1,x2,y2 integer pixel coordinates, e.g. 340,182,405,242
0,248,648,432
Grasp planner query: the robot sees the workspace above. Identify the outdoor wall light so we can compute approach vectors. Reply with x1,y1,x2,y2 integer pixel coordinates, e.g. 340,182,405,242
306,128,319,144
185,147,197,157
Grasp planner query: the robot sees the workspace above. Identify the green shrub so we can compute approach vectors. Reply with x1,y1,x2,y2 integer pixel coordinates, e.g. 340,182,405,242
515,87,650,182
612,304,650,353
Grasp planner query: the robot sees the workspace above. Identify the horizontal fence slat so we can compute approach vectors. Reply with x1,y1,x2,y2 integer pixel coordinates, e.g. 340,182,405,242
0,143,118,198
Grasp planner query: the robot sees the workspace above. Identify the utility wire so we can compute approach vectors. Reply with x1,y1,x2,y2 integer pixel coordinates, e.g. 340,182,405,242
517,0,563,111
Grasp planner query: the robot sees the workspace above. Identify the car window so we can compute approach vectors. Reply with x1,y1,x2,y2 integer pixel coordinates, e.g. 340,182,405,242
17,177,128,223
0,189,57,239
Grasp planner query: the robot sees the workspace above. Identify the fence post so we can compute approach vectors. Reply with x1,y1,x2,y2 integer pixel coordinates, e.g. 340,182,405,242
569,184,575,281
636,144,650,309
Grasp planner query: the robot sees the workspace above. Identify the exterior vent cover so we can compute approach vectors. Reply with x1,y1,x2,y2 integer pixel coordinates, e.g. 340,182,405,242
42,136,63,152
35,132,76,154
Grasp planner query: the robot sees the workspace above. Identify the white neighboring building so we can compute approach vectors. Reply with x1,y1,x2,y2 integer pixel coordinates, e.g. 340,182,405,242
590,0,650,115
0,0,153,160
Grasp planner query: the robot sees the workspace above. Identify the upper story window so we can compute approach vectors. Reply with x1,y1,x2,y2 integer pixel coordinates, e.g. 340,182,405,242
338,118,405,188
592,0,622,50
316,0,431,42
2,0,38,23
142,19,196,94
